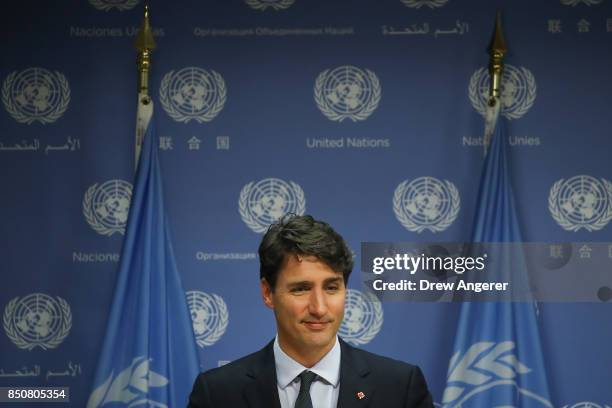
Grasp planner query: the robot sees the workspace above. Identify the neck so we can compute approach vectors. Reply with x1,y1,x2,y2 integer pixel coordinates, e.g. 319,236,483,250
277,335,336,368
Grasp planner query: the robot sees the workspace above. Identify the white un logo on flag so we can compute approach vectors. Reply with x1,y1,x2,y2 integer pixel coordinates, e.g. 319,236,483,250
442,342,553,407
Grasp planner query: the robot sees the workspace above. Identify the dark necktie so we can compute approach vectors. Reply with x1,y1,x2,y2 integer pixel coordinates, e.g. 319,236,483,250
294,370,317,408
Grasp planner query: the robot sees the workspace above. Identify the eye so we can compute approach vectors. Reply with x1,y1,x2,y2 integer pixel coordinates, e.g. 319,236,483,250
326,284,340,292
290,285,309,294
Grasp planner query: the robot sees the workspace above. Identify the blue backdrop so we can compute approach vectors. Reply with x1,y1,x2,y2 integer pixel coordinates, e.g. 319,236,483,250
1,0,611,406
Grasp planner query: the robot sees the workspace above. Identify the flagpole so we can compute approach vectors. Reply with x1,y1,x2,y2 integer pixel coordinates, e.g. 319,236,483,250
442,12,553,405
134,4,156,168
87,7,201,406
484,11,507,155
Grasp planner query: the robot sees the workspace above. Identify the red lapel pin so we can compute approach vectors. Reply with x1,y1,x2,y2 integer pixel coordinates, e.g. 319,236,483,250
356,391,365,400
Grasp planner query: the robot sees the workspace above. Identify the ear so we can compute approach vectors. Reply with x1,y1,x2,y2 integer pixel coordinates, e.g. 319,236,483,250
261,278,274,309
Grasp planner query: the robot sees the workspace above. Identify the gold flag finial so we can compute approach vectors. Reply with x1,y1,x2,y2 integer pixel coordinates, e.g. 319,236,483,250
135,4,156,100
487,11,507,106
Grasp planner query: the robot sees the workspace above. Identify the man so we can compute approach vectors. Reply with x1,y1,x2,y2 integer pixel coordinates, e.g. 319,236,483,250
188,215,433,407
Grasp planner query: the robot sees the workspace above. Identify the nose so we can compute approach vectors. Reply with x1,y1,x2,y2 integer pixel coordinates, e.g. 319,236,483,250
308,287,328,319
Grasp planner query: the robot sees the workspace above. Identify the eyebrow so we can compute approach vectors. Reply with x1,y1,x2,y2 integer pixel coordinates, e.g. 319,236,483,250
324,277,343,285
286,277,344,288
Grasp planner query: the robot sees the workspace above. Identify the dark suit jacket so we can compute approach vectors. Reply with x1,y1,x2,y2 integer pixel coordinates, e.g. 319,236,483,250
187,339,433,407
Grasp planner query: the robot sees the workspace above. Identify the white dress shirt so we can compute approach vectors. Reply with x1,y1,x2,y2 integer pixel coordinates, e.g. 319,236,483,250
273,335,341,408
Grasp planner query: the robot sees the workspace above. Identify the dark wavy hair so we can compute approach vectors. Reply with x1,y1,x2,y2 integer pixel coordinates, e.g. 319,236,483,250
258,215,353,290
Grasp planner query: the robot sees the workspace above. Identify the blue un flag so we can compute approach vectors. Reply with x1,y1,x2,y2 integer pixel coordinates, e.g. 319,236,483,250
87,101,200,408
441,100,553,407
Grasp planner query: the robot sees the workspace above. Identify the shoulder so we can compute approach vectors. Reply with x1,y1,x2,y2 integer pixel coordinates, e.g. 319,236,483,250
344,341,420,375
188,343,272,407
196,346,266,385
341,340,431,398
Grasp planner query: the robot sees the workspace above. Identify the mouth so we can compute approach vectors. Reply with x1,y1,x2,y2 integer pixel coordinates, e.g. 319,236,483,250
303,321,331,330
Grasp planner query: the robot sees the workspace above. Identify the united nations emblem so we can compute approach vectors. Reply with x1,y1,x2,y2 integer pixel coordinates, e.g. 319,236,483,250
2,67,70,125
562,403,611,408
560,0,603,5
393,177,460,233
186,291,228,348
83,180,133,236
88,0,139,11
244,0,295,10
314,65,381,122
400,0,448,8
160,67,227,123
239,178,306,233
442,342,553,407
469,64,536,120
549,175,612,232
3,293,72,350
339,289,383,346
86,357,168,408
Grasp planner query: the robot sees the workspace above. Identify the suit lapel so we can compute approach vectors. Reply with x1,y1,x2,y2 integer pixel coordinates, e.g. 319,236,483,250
337,340,373,408
242,339,374,408
243,341,281,408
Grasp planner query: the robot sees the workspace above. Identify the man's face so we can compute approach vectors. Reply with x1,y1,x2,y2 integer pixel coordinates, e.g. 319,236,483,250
261,255,345,362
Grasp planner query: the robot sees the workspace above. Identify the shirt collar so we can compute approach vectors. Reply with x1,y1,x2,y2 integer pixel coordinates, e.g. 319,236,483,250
273,335,341,389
